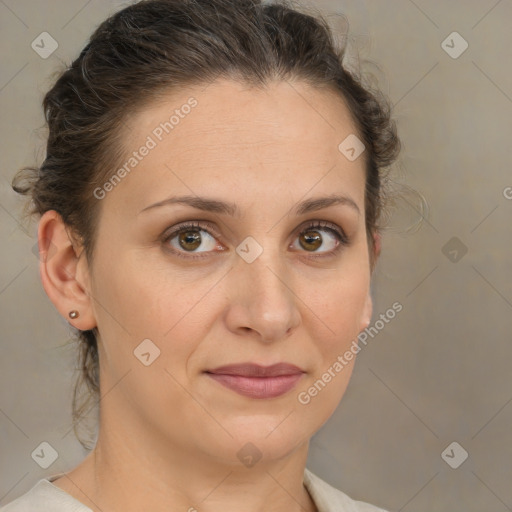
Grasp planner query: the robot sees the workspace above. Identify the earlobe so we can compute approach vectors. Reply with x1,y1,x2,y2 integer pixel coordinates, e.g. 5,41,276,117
37,210,97,331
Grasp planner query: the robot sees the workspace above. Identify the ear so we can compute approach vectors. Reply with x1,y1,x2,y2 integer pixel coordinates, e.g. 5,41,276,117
360,231,381,331
37,210,97,330
360,292,373,333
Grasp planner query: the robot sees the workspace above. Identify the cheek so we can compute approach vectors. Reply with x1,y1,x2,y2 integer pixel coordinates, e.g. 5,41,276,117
92,248,199,335
298,265,370,346
293,260,370,416
91,251,222,378
89,254,213,432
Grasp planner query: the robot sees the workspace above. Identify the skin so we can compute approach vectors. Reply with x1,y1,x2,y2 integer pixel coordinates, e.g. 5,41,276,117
38,78,380,512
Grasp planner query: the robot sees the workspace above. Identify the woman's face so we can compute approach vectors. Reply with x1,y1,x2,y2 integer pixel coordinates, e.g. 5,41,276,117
79,78,375,465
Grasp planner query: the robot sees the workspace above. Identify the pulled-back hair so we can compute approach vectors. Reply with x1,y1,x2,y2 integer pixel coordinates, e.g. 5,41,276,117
12,0,400,449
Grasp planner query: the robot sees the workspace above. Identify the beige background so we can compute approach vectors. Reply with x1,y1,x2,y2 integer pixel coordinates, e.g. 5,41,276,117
1,1,511,511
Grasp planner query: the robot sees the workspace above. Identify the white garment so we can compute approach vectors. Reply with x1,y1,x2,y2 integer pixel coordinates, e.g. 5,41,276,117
0,469,389,512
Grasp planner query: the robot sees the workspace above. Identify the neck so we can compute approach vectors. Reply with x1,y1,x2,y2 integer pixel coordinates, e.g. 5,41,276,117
66,412,317,512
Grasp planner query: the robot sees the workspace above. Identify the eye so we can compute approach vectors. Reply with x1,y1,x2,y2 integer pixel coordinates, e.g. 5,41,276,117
290,221,348,258
162,220,349,260
162,221,225,260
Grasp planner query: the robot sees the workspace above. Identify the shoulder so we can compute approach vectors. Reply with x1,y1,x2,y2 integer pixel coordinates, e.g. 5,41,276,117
0,477,92,512
304,468,391,512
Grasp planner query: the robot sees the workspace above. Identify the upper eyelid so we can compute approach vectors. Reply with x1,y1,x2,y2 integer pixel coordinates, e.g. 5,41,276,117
164,221,221,240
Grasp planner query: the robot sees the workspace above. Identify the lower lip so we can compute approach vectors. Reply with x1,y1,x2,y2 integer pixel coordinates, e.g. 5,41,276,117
206,373,304,399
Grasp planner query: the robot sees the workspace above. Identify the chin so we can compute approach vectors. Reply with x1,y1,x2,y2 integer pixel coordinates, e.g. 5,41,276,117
196,412,313,468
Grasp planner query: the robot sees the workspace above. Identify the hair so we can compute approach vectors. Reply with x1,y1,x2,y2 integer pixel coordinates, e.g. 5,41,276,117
12,0,400,449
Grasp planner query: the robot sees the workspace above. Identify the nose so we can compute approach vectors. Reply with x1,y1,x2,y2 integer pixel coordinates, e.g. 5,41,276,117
224,247,301,343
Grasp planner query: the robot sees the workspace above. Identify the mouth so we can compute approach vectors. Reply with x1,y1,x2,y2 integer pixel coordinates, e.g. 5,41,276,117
204,363,305,399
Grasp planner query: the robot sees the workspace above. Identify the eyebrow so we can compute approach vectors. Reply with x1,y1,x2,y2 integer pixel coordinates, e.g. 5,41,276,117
139,194,360,217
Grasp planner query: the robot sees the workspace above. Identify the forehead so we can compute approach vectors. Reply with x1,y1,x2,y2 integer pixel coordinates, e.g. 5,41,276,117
110,78,366,212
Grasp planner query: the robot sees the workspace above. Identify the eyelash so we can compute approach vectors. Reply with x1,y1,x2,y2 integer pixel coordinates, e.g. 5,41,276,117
161,220,349,261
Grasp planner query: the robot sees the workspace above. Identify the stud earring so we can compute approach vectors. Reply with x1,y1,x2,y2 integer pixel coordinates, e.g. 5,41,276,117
68,310,79,319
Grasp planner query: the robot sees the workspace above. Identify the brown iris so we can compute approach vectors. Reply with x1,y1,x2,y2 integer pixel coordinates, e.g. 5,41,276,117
178,230,202,251
299,230,322,251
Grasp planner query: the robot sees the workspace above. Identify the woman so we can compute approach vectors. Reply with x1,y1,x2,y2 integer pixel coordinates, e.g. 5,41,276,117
2,0,399,510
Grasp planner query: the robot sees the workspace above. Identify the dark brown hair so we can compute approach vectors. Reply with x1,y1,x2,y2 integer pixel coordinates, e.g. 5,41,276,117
12,0,400,449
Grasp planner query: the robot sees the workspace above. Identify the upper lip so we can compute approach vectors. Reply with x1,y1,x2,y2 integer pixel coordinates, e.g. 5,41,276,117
205,363,305,377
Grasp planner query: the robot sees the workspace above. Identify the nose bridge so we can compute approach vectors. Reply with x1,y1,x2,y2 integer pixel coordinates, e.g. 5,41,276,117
229,238,301,341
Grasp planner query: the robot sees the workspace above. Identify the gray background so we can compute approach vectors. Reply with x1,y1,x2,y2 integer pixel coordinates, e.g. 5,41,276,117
1,1,511,511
